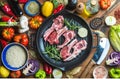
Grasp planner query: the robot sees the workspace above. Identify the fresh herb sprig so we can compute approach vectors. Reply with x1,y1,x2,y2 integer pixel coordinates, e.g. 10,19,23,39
64,19,80,30
44,44,61,61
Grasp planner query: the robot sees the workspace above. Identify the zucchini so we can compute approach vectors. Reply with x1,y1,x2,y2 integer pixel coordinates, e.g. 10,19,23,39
7,0,23,17
78,27,88,38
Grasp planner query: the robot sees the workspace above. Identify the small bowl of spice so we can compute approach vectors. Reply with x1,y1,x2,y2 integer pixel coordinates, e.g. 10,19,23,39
1,42,28,71
24,0,41,16
93,66,108,79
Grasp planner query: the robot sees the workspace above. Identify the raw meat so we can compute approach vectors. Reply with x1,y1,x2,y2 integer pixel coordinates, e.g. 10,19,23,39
57,30,76,49
60,39,78,59
64,40,87,61
53,15,64,31
47,31,57,45
44,15,64,41
47,26,68,44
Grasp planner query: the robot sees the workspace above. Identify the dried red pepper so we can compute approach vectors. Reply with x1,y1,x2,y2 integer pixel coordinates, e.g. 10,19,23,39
18,0,28,4
0,2,17,19
43,63,52,77
53,4,64,14
0,16,15,22
0,39,8,48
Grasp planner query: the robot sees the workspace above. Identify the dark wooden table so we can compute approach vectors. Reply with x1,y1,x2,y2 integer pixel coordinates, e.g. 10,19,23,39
0,0,120,78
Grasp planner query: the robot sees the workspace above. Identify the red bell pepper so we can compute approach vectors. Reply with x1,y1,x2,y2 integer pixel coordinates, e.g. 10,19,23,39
18,0,28,4
43,63,52,77
0,2,17,19
0,16,15,22
53,4,64,14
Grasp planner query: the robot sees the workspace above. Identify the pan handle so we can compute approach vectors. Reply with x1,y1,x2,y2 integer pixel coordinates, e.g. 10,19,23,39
92,32,100,48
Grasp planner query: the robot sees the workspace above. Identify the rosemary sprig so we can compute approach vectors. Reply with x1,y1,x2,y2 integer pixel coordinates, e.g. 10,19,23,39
44,44,61,61
64,19,80,30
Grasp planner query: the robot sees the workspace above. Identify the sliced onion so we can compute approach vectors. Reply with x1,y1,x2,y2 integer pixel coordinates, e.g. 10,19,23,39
29,67,37,73
23,59,40,76
106,52,120,66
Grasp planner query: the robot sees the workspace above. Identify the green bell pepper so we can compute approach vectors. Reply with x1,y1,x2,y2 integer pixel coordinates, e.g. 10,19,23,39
35,70,46,79
109,68,120,78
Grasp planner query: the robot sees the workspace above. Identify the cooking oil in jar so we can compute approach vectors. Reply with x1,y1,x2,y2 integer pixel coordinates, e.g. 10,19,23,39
76,0,100,19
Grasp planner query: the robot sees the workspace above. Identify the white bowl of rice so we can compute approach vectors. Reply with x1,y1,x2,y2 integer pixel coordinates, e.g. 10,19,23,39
1,42,28,71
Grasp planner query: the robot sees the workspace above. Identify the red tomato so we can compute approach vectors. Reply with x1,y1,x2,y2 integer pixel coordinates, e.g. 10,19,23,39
2,27,15,41
10,70,21,78
13,33,29,46
99,0,111,10
29,15,43,29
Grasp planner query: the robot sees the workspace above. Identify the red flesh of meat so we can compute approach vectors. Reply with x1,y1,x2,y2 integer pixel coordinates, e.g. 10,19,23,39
47,26,68,44
43,15,64,41
64,40,87,61
60,39,78,59
57,30,76,49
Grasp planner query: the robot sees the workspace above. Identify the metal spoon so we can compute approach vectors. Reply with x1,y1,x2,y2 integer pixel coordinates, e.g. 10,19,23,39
90,0,119,30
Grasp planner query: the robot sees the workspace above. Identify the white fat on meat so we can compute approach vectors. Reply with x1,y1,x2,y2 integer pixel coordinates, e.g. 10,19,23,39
44,15,64,41
53,15,64,30
47,26,68,44
60,39,78,59
64,40,87,61
57,30,76,49
54,26,68,44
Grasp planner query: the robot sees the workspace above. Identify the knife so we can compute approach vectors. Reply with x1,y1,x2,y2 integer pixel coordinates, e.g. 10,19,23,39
81,38,110,77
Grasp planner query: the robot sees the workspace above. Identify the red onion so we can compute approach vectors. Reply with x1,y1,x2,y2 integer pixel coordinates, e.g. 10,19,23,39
22,59,40,76
106,52,120,66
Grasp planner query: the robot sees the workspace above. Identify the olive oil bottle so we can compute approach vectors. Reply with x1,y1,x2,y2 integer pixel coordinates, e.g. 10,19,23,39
76,0,100,19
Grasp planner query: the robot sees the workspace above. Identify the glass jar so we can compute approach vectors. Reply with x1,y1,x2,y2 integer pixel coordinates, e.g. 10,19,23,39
85,0,100,16
77,0,100,19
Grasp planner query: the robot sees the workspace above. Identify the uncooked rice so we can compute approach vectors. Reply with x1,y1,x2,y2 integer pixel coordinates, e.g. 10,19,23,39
6,45,27,68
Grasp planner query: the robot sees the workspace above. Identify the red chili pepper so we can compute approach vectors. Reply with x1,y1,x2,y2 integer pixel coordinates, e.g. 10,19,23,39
0,16,15,22
43,63,52,77
18,0,28,4
0,39,8,48
53,4,64,14
0,2,17,19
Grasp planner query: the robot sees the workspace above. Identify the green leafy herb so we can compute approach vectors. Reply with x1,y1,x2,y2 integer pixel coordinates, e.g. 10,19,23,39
44,44,61,61
64,19,80,30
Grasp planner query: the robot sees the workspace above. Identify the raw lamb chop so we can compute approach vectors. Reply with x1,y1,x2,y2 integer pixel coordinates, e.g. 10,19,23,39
53,15,64,31
64,40,87,61
60,39,78,59
57,30,76,49
47,26,68,44
44,15,64,41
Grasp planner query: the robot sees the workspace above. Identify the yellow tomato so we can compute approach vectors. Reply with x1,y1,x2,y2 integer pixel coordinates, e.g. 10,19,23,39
41,1,53,17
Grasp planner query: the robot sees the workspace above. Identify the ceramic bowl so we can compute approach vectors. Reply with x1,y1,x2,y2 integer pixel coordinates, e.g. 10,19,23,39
93,66,108,79
24,0,41,16
1,42,28,71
